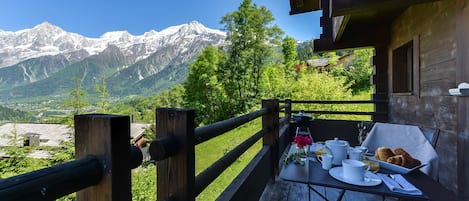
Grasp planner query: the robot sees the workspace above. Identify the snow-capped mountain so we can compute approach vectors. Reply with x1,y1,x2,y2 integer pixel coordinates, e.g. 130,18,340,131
0,21,225,68
0,21,226,101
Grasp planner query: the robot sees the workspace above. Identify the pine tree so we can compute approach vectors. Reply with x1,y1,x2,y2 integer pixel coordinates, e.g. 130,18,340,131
95,78,110,113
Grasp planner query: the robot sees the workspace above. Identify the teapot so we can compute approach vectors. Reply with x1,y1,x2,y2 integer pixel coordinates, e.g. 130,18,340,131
325,137,349,165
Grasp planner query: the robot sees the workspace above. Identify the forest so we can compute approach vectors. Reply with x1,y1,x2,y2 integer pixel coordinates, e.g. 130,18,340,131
0,0,374,200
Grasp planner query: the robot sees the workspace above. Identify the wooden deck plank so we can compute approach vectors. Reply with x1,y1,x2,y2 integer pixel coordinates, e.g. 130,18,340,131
259,177,400,201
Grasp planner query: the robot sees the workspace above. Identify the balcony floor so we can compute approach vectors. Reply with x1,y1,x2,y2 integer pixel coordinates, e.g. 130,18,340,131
259,177,399,201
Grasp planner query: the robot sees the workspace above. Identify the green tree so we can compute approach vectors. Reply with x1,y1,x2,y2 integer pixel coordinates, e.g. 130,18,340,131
281,36,298,76
329,48,373,94
220,0,283,114
282,36,298,65
95,78,110,113
8,123,20,147
297,40,314,61
347,48,373,93
184,46,227,125
61,77,90,126
292,69,353,119
63,77,90,115
259,61,297,99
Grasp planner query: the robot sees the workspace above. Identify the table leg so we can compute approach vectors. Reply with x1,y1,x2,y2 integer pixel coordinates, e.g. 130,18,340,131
335,189,346,201
308,184,330,201
307,185,347,201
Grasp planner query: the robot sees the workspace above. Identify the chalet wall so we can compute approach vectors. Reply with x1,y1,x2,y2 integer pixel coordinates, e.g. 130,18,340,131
387,0,459,193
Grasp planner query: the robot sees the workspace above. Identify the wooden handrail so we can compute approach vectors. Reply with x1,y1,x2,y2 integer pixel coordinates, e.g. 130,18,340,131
0,146,143,201
279,103,290,109
279,116,288,126
0,156,102,201
194,108,268,145
291,110,387,116
281,100,388,104
279,99,388,120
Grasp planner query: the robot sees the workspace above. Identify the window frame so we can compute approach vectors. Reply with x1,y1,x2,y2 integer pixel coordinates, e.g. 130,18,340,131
391,37,420,96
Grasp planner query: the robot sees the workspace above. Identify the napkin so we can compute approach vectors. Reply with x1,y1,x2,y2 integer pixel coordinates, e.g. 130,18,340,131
377,173,423,195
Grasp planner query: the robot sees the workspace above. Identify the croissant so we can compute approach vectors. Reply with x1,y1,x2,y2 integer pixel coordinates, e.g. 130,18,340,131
393,148,410,157
386,154,421,168
386,155,404,166
375,147,395,161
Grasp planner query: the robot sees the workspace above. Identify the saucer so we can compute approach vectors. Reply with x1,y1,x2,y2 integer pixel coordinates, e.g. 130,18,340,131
329,167,382,186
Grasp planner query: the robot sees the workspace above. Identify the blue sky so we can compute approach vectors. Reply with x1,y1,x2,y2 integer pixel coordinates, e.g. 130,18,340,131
0,0,322,41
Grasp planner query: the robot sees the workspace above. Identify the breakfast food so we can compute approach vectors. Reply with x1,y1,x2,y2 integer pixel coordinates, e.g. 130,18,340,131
374,147,422,168
393,148,410,157
387,148,421,168
374,147,395,161
314,148,327,156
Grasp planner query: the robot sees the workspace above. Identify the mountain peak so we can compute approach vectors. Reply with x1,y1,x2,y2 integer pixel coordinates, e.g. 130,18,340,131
185,20,207,32
188,20,203,26
32,21,64,33
100,30,134,39
0,21,225,67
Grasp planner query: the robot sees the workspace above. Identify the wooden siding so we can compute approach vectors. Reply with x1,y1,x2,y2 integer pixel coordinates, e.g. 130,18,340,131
388,0,459,194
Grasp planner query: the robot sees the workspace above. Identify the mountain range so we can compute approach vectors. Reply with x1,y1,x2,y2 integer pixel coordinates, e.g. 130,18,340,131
0,21,226,102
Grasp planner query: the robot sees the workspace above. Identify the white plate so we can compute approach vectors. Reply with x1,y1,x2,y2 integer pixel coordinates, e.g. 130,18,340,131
366,156,427,174
328,167,382,186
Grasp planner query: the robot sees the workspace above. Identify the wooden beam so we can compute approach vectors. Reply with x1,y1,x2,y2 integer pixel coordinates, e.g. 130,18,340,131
289,0,321,15
0,156,102,201
332,15,350,42
330,0,439,17
314,20,389,52
456,0,469,199
75,114,131,201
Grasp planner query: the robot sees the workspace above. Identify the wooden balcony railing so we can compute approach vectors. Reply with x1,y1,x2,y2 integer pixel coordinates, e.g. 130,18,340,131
149,99,291,201
282,99,388,121
0,99,386,201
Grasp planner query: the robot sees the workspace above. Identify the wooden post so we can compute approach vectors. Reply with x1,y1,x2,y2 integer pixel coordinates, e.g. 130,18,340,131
285,99,293,140
456,0,469,199
156,108,195,201
75,114,131,201
262,99,280,176
372,46,389,122
285,99,292,123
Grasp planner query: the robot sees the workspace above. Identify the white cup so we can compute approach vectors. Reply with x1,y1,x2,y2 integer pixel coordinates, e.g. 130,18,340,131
342,159,370,182
317,154,333,170
354,146,368,154
349,148,363,161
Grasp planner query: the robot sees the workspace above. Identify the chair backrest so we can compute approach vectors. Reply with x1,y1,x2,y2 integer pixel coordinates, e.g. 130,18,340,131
419,127,440,148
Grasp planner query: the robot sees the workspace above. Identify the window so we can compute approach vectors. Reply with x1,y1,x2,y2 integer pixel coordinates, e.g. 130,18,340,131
392,41,414,93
